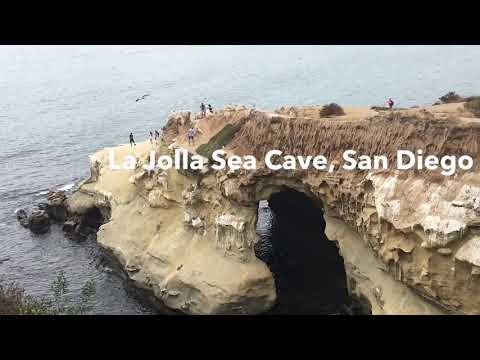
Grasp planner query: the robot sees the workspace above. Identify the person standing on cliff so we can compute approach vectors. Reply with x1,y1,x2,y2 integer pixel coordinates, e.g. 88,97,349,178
208,104,213,114
200,102,206,118
154,129,160,144
129,132,136,147
387,98,394,109
187,127,195,146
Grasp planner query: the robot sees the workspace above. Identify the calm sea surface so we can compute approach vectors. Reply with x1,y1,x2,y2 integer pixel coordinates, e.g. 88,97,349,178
1,45,479,314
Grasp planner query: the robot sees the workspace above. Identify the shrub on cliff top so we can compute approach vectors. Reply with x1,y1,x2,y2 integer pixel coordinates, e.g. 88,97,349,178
320,103,345,117
196,123,242,160
465,97,480,117
439,91,464,103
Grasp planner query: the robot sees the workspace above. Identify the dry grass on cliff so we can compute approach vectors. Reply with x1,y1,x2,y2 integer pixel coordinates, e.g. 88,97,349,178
227,109,480,171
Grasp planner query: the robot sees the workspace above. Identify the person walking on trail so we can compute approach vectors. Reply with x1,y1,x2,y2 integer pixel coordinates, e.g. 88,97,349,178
387,98,394,109
187,127,196,146
149,131,154,144
154,129,160,143
129,132,136,147
208,104,213,114
200,102,206,118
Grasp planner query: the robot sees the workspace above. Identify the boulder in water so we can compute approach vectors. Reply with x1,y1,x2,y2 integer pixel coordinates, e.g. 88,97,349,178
62,220,77,233
48,205,68,222
45,191,68,222
16,209,29,228
70,217,98,241
47,190,67,205
37,203,49,211
28,210,51,234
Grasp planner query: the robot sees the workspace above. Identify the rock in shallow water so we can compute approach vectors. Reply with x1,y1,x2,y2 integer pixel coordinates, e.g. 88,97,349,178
28,210,51,234
47,205,68,222
45,191,68,222
62,220,77,233
16,209,29,228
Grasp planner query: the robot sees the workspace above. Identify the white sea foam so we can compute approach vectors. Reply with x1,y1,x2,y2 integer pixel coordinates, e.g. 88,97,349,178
57,182,75,192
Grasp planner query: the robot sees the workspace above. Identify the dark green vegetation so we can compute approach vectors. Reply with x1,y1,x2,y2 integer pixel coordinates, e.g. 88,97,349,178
439,91,464,103
0,272,96,315
196,123,242,159
320,103,345,117
436,91,480,107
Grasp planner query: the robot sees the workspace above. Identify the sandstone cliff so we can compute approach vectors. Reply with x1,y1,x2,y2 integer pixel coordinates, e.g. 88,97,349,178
68,102,480,314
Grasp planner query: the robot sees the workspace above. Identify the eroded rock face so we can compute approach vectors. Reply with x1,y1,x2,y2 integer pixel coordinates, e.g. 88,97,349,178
73,105,480,314
74,136,275,315
162,111,193,140
219,108,480,314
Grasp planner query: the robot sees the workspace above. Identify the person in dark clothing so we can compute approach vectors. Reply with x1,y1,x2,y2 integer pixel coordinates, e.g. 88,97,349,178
154,130,160,142
200,102,206,118
387,98,394,109
129,132,136,146
208,104,213,113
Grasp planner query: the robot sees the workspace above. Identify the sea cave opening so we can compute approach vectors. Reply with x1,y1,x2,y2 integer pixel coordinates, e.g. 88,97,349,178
255,187,371,315
82,207,106,231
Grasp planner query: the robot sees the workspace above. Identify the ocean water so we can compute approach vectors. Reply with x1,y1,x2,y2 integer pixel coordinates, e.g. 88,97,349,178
0,45,479,314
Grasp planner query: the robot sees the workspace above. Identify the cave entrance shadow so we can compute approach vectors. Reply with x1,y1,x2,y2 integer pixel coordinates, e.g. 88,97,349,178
255,187,370,315
82,207,105,231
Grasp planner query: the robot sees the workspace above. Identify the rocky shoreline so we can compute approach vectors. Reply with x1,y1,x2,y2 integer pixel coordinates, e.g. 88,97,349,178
15,188,181,315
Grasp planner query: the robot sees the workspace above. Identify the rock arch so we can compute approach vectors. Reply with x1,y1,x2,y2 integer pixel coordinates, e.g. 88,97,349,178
220,173,446,314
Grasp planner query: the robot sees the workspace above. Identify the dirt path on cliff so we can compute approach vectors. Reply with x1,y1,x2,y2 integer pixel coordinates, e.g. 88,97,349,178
176,111,245,153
